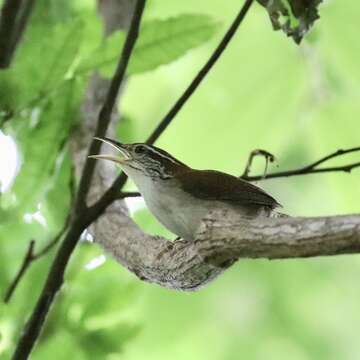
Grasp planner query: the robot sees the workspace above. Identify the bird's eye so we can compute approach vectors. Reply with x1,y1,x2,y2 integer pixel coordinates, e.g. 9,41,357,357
134,145,146,154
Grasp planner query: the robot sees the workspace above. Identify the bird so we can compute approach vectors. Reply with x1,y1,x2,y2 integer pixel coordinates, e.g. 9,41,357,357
89,137,281,240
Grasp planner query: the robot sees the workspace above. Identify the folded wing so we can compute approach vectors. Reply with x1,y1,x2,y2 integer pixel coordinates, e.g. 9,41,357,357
178,169,280,208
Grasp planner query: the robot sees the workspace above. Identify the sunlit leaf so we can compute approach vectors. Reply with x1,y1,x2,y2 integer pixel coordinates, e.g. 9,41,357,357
40,244,141,357
41,151,73,230
77,14,219,76
39,20,84,93
128,14,219,75
3,79,79,214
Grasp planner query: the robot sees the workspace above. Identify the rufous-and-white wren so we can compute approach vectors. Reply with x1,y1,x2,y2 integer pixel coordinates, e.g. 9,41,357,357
90,137,281,240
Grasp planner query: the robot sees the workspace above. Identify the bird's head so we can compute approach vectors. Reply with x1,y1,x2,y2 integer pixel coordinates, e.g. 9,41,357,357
89,137,187,181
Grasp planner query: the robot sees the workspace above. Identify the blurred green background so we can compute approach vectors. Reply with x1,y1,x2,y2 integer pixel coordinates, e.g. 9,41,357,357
1,0,360,359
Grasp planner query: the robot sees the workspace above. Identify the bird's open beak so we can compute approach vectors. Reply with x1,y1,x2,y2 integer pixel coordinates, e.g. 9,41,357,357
88,137,131,164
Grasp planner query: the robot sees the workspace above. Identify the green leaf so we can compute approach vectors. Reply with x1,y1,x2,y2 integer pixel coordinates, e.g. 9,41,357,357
128,14,219,75
41,151,73,231
3,79,79,214
39,244,141,357
77,31,125,76
39,20,84,93
78,14,219,77
0,19,84,113
257,0,323,44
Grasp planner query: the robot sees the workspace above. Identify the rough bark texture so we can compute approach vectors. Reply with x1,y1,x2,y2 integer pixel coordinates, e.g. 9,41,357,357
94,206,360,291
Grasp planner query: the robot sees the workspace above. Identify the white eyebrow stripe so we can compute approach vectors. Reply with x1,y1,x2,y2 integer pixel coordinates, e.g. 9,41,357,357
145,146,181,165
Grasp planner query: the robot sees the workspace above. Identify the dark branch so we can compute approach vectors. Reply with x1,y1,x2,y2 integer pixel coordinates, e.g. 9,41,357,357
4,164,75,304
242,146,360,182
75,0,139,212
242,148,275,178
302,147,360,170
146,0,254,145
3,240,35,303
117,191,141,199
3,219,68,304
88,0,256,221
11,1,146,359
0,0,36,68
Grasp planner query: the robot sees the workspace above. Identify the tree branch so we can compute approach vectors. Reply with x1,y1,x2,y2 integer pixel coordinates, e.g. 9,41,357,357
4,169,75,304
299,147,360,170
94,207,360,290
3,240,35,303
75,0,141,212
3,218,68,304
0,0,36,68
12,1,146,358
242,146,360,181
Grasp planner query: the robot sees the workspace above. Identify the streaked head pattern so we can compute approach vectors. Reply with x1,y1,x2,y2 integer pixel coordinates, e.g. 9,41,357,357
89,137,188,180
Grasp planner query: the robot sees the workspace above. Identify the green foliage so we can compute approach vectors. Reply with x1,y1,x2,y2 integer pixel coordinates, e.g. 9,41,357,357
31,244,141,359
3,80,77,215
1,0,360,359
129,14,219,74
78,14,219,76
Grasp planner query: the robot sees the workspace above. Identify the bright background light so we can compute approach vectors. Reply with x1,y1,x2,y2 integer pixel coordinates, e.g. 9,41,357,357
0,130,19,193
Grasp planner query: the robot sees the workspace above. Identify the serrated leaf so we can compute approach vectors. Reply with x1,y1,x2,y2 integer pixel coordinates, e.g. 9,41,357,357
257,0,323,44
77,31,125,76
77,14,219,77
128,14,219,75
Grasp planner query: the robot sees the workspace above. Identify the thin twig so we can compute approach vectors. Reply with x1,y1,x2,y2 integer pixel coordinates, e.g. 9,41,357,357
3,218,68,304
242,149,275,178
3,240,35,303
302,147,360,170
117,191,141,199
88,0,256,221
4,159,75,304
243,162,360,181
242,147,360,181
0,0,36,68
12,2,147,359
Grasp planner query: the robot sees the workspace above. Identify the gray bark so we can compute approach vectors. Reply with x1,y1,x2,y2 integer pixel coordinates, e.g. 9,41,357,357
94,207,360,291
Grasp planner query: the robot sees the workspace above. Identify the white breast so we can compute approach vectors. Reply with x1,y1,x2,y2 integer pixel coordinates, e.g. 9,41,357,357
123,166,268,240
126,169,208,240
